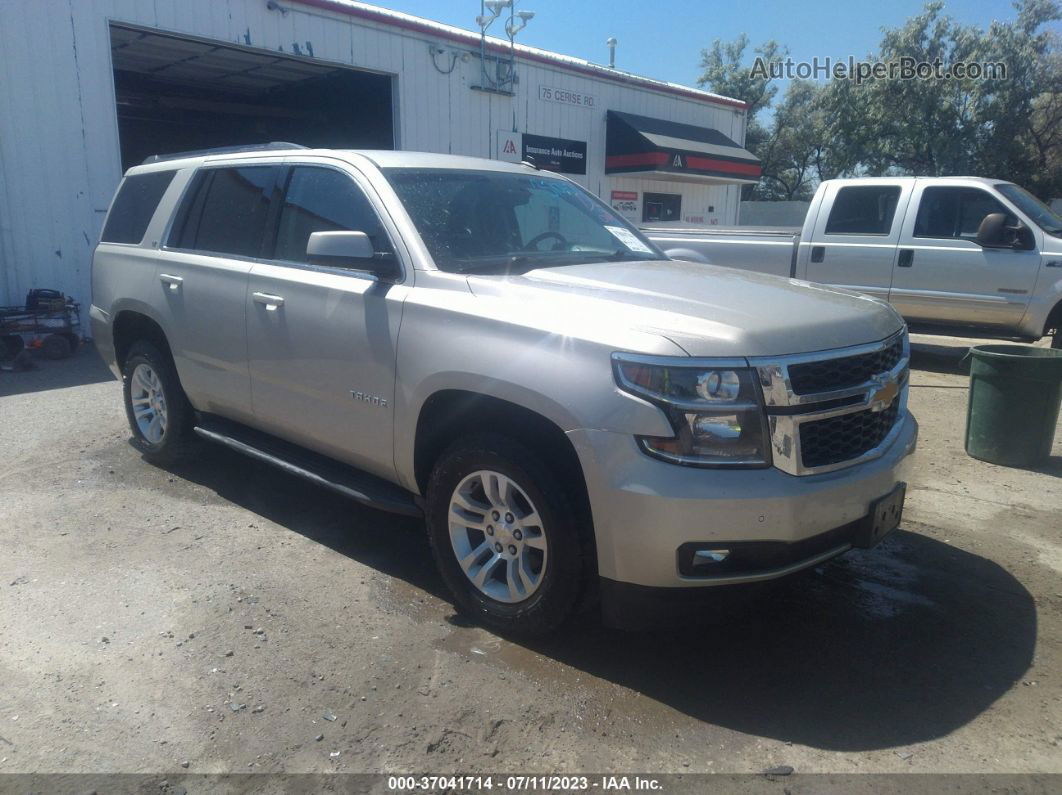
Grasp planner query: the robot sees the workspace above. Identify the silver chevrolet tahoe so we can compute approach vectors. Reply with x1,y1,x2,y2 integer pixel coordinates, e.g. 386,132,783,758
91,144,918,634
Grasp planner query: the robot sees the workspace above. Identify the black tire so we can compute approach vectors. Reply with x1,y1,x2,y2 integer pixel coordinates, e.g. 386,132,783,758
121,340,195,462
0,335,23,361
41,333,72,360
426,433,586,636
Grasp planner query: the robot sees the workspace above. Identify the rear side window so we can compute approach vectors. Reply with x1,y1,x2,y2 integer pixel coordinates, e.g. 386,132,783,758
170,166,278,257
825,185,901,235
273,167,393,263
914,187,1014,240
101,170,176,244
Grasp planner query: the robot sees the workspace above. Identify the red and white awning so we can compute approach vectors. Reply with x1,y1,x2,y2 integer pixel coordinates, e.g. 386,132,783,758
605,110,762,185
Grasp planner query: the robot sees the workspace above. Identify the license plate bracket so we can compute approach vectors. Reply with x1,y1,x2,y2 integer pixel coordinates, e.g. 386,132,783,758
854,482,906,549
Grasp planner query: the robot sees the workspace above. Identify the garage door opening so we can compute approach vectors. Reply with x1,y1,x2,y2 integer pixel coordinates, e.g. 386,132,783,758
110,25,395,170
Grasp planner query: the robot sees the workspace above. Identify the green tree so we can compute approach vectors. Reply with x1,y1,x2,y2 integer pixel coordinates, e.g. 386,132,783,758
697,33,785,117
974,0,1062,197
752,80,830,200
697,1,1062,201
698,35,829,199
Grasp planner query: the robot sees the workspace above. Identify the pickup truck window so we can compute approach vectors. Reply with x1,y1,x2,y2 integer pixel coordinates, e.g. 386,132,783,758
273,167,394,263
914,187,1011,241
996,183,1062,236
383,168,665,273
169,166,279,258
824,185,901,235
101,170,176,244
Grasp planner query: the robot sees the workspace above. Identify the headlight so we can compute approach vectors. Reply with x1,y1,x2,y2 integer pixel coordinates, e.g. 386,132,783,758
612,354,770,467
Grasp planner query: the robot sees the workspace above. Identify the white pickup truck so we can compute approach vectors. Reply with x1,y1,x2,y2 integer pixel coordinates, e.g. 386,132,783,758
644,177,1062,347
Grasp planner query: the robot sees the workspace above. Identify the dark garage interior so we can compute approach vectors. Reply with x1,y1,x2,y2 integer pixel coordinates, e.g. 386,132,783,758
109,25,394,170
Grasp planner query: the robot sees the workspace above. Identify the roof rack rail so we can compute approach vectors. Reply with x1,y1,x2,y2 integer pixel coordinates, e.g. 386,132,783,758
141,142,308,165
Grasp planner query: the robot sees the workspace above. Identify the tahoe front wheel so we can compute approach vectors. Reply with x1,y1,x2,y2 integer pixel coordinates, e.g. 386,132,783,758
426,433,584,635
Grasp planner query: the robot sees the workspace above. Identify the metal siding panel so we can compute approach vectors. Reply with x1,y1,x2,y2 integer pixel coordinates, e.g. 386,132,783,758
0,0,746,310
5,2,65,304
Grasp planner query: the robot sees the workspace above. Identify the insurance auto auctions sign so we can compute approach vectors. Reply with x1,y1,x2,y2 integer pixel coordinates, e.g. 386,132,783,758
496,131,587,175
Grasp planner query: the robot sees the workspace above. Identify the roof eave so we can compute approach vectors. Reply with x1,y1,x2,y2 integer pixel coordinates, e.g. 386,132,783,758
291,0,748,111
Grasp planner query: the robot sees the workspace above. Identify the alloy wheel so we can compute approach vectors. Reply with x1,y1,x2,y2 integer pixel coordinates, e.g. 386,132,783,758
447,469,548,604
129,363,168,444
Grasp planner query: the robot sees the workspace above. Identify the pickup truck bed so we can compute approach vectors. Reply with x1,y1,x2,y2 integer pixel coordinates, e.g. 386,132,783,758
640,226,799,278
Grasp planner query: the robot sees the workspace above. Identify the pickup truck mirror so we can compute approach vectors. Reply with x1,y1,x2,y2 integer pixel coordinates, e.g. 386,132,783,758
306,230,399,279
976,213,1035,251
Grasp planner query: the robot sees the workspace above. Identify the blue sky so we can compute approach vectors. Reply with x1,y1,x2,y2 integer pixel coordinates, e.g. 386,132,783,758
376,0,1025,107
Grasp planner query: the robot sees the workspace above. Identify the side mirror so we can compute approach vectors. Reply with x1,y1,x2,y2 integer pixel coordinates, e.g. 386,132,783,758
307,230,374,261
306,230,399,279
976,213,1035,250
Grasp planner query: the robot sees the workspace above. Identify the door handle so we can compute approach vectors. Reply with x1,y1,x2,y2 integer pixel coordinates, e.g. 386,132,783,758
810,245,825,263
252,291,285,310
897,249,914,268
159,273,183,290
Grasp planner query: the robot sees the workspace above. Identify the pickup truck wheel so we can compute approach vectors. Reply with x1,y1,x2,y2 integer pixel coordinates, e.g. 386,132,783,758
122,341,194,462
426,434,583,636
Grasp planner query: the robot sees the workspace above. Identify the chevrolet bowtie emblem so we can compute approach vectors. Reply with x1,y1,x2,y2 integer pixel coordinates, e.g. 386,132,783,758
868,377,899,412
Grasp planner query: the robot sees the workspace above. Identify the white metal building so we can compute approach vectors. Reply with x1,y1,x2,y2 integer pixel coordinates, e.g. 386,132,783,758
0,0,756,314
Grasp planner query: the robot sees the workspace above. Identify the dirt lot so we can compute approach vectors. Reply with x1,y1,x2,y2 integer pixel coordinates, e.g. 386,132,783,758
0,335,1060,777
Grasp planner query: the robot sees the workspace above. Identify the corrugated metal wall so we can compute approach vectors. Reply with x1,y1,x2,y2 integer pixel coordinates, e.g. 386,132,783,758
0,0,746,313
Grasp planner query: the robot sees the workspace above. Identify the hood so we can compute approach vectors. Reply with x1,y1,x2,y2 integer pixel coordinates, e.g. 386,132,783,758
466,259,903,358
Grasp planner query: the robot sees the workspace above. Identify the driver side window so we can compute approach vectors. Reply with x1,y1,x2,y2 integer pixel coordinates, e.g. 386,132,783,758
914,187,1014,242
273,167,393,264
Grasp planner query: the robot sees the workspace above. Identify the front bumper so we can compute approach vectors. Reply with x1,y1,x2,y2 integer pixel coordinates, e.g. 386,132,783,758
567,410,918,590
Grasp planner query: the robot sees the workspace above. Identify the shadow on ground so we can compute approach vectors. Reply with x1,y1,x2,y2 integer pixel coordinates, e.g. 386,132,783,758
157,441,1036,754
0,345,114,397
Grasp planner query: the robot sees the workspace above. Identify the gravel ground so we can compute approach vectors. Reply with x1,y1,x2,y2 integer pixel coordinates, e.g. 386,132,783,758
0,335,1060,777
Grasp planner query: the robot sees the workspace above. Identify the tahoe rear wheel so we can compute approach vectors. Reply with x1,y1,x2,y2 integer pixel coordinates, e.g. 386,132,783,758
122,340,194,462
426,433,584,636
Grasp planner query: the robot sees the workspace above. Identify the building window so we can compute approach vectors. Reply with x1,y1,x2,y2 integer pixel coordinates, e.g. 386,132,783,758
643,193,682,223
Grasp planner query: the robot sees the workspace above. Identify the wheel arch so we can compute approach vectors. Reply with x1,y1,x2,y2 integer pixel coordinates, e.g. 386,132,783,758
112,309,173,370
412,389,596,570
1043,297,1062,337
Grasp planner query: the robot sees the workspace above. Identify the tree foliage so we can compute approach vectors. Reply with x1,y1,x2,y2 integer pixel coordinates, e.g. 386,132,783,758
697,1,1062,200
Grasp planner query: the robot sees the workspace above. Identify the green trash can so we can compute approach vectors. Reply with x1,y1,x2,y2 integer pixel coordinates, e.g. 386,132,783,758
964,344,1062,467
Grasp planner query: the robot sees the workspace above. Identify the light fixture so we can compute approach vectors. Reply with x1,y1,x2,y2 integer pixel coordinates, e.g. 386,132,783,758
477,0,511,32
506,9,535,38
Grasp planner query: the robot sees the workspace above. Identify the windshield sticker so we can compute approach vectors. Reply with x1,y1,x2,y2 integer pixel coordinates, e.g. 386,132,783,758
604,225,653,254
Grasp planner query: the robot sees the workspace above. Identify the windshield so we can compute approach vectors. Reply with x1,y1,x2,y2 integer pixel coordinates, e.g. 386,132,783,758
383,168,666,273
996,183,1062,236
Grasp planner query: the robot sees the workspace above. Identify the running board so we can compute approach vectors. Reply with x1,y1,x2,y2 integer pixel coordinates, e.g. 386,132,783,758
193,418,422,518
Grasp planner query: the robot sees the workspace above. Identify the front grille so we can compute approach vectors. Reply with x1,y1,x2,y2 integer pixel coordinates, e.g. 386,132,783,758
788,335,904,395
799,401,899,469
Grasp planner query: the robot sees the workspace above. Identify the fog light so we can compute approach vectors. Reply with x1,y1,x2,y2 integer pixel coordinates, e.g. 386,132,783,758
693,549,730,564
691,413,742,440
